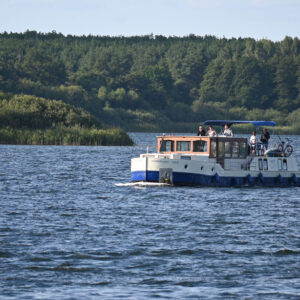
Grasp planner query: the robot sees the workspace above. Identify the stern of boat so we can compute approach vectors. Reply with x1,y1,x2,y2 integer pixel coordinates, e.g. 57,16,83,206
131,155,160,182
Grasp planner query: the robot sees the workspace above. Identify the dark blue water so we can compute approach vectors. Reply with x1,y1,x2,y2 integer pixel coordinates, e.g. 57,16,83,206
1,133,300,299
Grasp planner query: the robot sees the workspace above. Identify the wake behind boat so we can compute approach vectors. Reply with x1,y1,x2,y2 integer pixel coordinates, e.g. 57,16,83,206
131,120,300,187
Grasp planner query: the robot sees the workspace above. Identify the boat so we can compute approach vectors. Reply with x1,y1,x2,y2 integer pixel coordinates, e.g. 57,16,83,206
131,120,300,187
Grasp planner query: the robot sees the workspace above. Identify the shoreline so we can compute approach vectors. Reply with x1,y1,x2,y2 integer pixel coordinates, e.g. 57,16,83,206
0,127,134,146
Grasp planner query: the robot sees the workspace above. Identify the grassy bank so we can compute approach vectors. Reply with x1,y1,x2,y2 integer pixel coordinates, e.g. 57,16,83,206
0,95,134,146
0,127,134,146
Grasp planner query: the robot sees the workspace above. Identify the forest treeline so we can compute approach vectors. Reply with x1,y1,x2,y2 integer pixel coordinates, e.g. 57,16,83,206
0,31,300,132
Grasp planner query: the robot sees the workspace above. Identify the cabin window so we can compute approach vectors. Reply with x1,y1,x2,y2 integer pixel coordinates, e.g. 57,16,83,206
239,142,247,158
258,158,263,170
176,141,191,152
193,140,207,152
232,142,239,158
283,159,287,170
210,141,217,157
225,142,231,158
160,140,174,152
278,159,282,170
263,159,268,170
218,141,224,157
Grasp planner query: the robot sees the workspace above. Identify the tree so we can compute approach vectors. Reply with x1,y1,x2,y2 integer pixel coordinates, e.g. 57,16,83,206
22,49,66,85
232,56,274,108
97,86,107,101
274,57,298,110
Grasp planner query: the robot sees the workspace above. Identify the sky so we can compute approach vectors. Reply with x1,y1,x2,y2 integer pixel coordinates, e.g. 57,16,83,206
0,0,299,41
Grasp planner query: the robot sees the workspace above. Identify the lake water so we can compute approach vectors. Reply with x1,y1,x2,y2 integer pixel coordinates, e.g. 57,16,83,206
0,133,300,299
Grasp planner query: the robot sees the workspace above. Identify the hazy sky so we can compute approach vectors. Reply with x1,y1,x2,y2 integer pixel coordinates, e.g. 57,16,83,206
1,0,299,41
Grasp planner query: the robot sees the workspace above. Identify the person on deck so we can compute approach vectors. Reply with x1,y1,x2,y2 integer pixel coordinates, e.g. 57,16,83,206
250,131,258,153
197,126,206,136
207,126,217,137
223,124,233,136
260,128,270,149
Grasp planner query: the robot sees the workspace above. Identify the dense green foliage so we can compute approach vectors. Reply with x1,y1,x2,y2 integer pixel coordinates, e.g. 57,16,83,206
1,31,300,131
0,94,133,145
0,94,101,129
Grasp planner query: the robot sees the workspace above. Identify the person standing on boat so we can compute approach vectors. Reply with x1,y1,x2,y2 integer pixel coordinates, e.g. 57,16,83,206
250,131,258,153
260,128,270,149
197,126,206,136
223,124,233,136
207,126,217,137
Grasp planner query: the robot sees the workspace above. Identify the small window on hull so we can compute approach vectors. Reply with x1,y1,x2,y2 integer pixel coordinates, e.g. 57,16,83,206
283,159,287,170
263,159,268,170
278,159,282,170
259,158,263,170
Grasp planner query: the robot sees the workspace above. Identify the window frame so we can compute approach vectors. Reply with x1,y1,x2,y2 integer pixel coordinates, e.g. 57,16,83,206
160,140,174,152
232,141,239,158
209,137,248,159
218,141,225,158
224,141,232,158
176,141,191,152
193,140,208,153
239,142,247,158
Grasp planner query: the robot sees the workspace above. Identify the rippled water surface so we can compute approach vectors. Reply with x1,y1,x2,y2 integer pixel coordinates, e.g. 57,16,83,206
1,133,300,299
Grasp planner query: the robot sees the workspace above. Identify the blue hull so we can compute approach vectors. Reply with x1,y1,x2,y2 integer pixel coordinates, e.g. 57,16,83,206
131,171,300,187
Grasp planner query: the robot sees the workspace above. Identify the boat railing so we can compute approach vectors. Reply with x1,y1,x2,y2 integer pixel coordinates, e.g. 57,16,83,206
249,142,266,157
242,156,254,170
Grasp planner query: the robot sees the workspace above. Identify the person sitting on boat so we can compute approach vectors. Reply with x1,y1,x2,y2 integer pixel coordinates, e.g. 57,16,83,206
197,125,206,136
223,124,233,136
206,126,217,137
260,128,270,150
250,131,258,153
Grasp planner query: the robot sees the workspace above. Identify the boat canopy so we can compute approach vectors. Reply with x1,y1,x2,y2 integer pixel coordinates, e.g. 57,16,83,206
204,120,276,127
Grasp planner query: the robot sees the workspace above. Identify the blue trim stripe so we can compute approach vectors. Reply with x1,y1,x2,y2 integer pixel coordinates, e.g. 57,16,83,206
131,171,300,187
131,171,159,182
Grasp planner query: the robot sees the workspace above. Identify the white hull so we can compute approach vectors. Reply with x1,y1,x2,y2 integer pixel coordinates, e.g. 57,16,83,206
131,153,300,186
